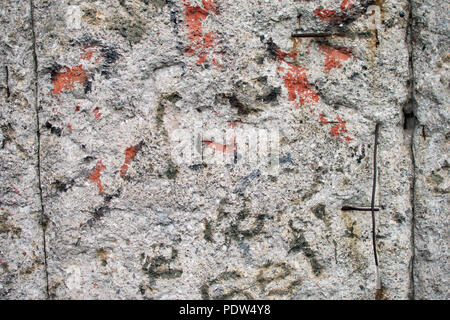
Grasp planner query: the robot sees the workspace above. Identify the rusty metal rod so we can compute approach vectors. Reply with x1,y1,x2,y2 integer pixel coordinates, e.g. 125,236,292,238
372,123,381,291
291,32,347,38
341,206,380,212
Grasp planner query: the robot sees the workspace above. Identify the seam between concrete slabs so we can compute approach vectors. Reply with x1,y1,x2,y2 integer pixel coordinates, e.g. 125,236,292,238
29,0,50,299
406,0,417,300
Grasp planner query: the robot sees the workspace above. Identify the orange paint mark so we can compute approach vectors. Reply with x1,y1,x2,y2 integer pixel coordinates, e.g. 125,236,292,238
67,123,72,133
51,65,88,94
203,136,236,154
88,159,106,194
93,108,102,119
120,145,140,178
183,0,220,67
319,44,353,72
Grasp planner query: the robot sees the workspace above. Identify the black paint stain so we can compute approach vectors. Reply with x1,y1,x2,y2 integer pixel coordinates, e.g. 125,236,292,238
52,179,75,193
44,121,62,137
5,66,10,98
203,219,214,242
225,94,260,116
288,220,324,276
259,86,281,103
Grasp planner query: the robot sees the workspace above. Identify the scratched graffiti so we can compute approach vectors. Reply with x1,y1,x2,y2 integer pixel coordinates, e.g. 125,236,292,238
213,197,267,245
256,261,302,297
141,243,183,282
200,261,302,299
288,219,324,276
200,270,253,300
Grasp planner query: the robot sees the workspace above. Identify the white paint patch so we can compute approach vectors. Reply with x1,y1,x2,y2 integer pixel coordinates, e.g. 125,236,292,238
65,265,81,291
66,6,82,30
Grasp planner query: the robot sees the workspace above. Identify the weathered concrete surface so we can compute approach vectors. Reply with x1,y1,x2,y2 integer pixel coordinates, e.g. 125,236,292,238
0,0,46,299
0,0,447,300
411,0,450,300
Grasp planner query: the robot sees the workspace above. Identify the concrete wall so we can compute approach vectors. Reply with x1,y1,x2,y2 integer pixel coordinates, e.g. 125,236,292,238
0,0,447,299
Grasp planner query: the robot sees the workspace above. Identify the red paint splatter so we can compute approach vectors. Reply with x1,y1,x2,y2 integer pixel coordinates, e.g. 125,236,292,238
81,47,96,61
227,121,241,128
319,44,353,72
183,0,220,67
282,68,320,106
315,0,357,22
203,136,236,154
93,108,102,119
318,114,354,142
275,47,319,107
211,58,223,69
120,145,140,178
88,159,106,194
51,65,88,94
80,46,102,64
341,0,355,12
203,32,216,48
196,52,208,65
330,117,348,137
319,113,329,123
75,105,80,112
67,123,72,133
314,9,338,22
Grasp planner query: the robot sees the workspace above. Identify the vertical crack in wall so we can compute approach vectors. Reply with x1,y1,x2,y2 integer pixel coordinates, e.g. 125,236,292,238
29,0,50,299
406,0,417,300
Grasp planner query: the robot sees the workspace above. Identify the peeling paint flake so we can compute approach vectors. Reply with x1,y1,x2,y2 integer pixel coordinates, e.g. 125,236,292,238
275,47,319,107
88,159,106,194
120,145,141,178
183,0,220,67
319,44,353,72
51,65,88,95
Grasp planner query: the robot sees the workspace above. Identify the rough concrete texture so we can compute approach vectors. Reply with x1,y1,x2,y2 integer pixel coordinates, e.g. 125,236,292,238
0,0,46,299
411,0,450,300
0,0,447,300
